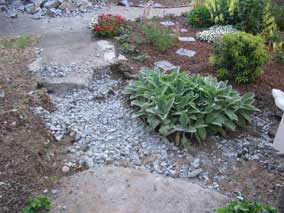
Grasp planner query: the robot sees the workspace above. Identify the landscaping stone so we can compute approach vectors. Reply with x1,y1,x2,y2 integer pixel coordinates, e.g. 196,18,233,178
78,0,92,13
44,0,60,9
178,36,195,42
154,60,177,71
51,166,229,212
180,28,188,32
118,0,130,7
25,3,36,14
59,0,75,12
176,48,196,57
160,21,175,26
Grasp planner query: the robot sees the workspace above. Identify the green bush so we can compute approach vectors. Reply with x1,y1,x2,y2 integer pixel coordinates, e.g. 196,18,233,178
236,0,276,35
215,200,278,213
141,22,176,52
210,32,268,83
271,3,284,31
123,69,257,144
186,5,212,27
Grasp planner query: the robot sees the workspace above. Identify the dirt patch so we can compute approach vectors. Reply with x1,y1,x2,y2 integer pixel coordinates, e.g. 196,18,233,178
0,37,67,212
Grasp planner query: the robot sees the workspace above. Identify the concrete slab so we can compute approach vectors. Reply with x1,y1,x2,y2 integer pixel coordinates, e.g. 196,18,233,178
51,166,229,213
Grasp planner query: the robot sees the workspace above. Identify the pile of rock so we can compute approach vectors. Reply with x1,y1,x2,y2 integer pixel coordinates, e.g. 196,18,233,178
0,0,101,19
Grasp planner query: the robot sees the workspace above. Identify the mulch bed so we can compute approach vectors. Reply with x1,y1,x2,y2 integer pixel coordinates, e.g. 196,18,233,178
116,17,284,111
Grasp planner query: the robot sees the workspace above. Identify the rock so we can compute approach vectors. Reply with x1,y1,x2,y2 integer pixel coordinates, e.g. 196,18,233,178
31,0,45,8
152,3,163,8
32,8,44,19
0,90,5,98
180,28,188,32
178,37,196,42
25,3,36,14
51,166,229,212
188,168,203,178
117,54,127,61
0,0,5,5
191,158,200,168
0,5,7,12
59,0,74,12
160,21,175,26
176,48,196,57
277,186,284,211
44,0,60,9
62,166,70,173
8,10,18,18
118,0,130,7
110,63,136,79
154,60,177,71
78,0,92,12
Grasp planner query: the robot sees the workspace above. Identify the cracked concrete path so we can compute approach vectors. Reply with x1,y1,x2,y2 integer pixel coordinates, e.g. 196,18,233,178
0,6,191,36
51,166,229,213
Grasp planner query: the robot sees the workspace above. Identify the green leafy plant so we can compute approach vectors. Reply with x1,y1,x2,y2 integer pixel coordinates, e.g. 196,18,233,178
186,5,212,27
215,200,278,213
141,22,176,52
210,32,268,83
23,195,50,213
0,35,32,49
271,2,284,31
123,68,257,144
273,41,284,63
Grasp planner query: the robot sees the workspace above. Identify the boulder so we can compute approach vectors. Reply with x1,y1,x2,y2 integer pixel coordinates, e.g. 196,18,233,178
78,0,92,12
44,0,60,9
31,0,46,8
59,0,74,12
25,3,36,14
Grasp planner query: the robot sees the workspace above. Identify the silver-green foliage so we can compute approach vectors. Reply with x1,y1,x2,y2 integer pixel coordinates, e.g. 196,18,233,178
123,69,257,143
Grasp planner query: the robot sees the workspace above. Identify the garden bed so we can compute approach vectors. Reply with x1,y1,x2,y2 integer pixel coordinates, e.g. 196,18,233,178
113,16,284,206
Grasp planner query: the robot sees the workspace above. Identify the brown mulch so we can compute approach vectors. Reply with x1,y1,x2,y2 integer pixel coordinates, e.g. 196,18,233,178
0,38,67,212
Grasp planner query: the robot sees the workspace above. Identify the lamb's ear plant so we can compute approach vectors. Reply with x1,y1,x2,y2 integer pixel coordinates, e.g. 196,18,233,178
123,68,257,145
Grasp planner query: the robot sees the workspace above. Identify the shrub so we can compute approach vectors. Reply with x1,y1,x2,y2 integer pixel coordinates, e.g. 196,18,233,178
123,69,257,144
210,32,268,83
215,200,278,213
205,0,238,25
23,195,50,213
236,0,276,35
92,14,126,38
273,41,284,63
271,3,284,31
196,25,238,43
142,22,176,52
186,5,212,28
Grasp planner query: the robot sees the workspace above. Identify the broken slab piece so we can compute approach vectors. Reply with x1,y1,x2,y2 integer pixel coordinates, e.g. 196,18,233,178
178,37,196,42
160,21,175,26
176,48,196,57
154,60,177,71
273,115,284,154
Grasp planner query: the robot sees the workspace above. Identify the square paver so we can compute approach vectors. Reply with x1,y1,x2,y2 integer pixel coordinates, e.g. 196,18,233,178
154,60,177,71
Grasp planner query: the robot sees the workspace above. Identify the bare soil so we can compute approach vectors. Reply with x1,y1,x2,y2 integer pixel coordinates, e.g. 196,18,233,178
0,37,67,212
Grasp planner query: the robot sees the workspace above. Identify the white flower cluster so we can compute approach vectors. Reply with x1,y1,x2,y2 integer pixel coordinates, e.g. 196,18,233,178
196,25,238,43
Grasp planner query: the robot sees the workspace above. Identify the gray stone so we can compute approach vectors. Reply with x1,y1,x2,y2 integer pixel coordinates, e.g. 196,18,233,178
59,0,74,12
51,166,229,212
0,90,5,98
117,0,130,7
25,3,36,14
180,28,188,33
160,21,175,26
178,37,196,42
188,168,203,178
176,48,196,57
277,186,284,211
8,10,18,18
32,8,43,19
31,0,45,7
78,0,92,12
154,60,177,71
44,0,60,9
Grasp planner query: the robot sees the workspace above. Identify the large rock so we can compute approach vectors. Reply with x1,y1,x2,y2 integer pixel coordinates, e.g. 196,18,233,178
51,166,229,213
31,0,46,8
59,0,74,12
25,3,36,14
44,0,60,9
78,0,92,12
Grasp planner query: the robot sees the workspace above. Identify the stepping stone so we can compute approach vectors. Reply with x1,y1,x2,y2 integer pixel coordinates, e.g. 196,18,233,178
176,48,196,57
178,37,196,42
181,28,188,33
154,60,177,71
160,21,175,26
51,166,229,212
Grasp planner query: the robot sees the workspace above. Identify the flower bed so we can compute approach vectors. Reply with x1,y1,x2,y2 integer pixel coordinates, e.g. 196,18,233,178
91,14,126,38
